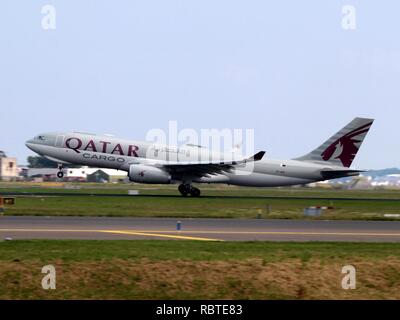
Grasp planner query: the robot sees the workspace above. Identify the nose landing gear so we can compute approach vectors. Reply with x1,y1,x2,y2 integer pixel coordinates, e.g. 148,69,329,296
57,164,64,179
178,184,201,197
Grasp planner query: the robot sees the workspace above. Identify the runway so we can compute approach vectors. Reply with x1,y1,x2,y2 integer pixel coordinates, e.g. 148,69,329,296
1,216,400,242
2,191,400,201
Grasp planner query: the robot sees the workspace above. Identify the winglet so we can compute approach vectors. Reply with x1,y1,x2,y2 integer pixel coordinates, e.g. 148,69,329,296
249,151,266,161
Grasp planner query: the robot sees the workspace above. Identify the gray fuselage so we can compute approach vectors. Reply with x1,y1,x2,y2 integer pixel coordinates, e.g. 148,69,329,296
26,132,345,187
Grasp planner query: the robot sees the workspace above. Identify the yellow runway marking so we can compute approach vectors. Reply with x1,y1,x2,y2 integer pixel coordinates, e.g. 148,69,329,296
0,228,222,241
0,228,101,233
100,230,222,241
129,230,400,237
1,228,400,238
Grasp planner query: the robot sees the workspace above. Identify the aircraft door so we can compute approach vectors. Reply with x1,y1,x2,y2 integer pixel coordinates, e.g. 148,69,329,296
55,135,65,147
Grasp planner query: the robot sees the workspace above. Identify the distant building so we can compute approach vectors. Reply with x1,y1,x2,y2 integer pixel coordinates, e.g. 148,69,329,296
64,167,127,182
0,150,18,181
26,166,127,182
64,168,90,182
17,165,29,179
347,176,371,190
87,169,128,183
27,168,59,181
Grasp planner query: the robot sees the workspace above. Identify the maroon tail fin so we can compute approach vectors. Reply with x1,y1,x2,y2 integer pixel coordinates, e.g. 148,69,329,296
294,118,374,167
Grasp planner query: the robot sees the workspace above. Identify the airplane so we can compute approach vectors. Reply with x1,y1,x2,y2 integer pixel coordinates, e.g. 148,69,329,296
26,117,373,197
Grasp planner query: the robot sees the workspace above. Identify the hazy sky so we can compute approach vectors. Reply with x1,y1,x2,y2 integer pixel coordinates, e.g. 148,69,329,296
1,1,399,169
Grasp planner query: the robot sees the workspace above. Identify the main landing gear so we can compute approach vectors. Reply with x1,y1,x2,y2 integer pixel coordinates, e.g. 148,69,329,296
178,184,201,197
57,164,64,179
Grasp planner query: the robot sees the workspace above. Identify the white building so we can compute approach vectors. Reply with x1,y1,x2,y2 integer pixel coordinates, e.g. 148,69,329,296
0,151,18,181
27,168,59,178
27,166,127,182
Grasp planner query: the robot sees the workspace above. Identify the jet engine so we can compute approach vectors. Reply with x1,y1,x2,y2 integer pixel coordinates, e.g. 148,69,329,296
128,164,171,184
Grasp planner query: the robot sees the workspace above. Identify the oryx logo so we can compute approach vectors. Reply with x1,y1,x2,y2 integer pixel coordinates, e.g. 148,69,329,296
321,122,372,167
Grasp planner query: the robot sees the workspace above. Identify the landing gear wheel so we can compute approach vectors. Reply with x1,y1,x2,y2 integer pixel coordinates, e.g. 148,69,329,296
178,184,201,197
189,187,201,197
178,184,189,197
57,164,64,179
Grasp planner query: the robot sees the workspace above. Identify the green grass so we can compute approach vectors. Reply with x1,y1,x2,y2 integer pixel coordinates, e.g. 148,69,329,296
1,182,400,220
2,181,400,198
1,240,400,299
1,240,400,262
3,192,400,220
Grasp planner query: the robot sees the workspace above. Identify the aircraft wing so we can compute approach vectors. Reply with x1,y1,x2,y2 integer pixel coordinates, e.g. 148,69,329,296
160,151,266,178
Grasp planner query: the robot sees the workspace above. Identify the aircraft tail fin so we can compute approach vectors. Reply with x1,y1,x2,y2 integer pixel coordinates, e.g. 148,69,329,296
294,117,374,168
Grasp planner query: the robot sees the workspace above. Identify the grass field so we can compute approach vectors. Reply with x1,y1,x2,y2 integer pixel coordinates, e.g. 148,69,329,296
1,183,399,300
1,182,400,220
0,240,400,299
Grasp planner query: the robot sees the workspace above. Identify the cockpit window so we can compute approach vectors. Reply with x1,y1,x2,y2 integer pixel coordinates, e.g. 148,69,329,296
35,135,45,141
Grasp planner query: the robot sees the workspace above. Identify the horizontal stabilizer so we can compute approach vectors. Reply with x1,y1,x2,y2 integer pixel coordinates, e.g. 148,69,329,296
320,169,363,180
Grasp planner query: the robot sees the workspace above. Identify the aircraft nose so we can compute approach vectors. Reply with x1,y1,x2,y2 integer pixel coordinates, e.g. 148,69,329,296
25,139,36,150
